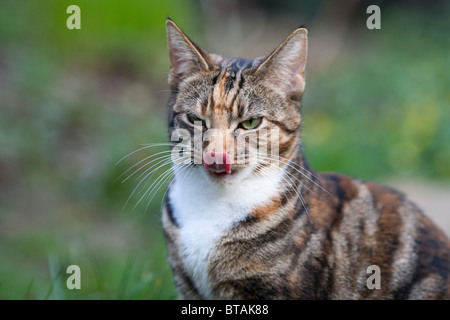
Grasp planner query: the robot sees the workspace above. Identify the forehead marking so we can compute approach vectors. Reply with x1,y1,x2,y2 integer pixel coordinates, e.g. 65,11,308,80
206,58,256,120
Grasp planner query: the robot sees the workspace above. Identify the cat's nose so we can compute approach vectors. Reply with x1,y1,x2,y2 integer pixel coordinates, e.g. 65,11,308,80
203,151,232,173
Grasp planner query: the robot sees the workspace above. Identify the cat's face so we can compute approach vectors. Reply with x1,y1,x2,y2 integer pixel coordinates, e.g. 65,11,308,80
166,19,307,186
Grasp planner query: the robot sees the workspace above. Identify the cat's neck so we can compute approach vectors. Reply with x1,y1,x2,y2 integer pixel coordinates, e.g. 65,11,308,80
167,148,315,299
168,163,286,299
171,165,285,225
169,148,318,226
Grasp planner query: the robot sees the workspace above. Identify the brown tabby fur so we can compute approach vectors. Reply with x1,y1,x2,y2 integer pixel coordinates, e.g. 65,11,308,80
162,19,450,299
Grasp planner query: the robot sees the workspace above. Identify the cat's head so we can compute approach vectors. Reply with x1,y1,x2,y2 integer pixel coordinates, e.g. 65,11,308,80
166,19,307,186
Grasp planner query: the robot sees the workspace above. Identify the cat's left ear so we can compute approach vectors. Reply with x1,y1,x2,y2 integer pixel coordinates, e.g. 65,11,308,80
166,18,210,88
256,28,308,100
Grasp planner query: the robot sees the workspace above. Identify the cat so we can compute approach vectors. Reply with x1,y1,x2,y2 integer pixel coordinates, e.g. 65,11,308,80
161,18,450,299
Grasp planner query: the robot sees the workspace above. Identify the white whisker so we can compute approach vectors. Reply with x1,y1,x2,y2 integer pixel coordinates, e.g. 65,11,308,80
253,160,312,223
137,162,187,209
115,143,176,166
255,153,331,196
116,150,173,183
123,154,173,183
123,156,188,209
145,163,194,212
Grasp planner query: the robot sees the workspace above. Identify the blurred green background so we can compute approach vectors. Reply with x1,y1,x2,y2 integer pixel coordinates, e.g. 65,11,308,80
0,0,449,299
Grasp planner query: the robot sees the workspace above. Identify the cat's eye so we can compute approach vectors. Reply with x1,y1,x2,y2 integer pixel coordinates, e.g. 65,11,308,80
240,117,262,130
187,114,204,125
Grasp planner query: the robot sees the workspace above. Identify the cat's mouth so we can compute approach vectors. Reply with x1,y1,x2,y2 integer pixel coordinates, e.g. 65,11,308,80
207,167,238,180
203,151,236,181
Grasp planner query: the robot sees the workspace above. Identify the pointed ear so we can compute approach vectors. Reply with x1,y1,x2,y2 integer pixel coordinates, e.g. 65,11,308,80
256,28,308,100
166,19,210,88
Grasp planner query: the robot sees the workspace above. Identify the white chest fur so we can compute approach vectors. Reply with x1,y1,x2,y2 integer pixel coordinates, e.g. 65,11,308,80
169,167,283,299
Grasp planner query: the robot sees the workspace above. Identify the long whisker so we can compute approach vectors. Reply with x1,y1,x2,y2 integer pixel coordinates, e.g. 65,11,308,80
123,156,187,209
136,166,176,209
144,162,194,212
143,167,179,211
135,157,176,182
255,152,326,183
255,153,331,196
255,157,317,197
123,154,174,183
253,160,312,223
159,164,196,213
234,152,324,192
115,150,174,183
238,150,324,183
248,162,294,206
115,145,157,166
137,161,187,209
115,143,175,165
137,142,176,147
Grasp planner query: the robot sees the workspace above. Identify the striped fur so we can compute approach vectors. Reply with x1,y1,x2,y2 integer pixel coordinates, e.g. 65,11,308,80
162,19,450,300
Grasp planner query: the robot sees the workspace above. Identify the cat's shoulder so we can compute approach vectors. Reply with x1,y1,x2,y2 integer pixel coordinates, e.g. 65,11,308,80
317,171,426,225
320,171,408,205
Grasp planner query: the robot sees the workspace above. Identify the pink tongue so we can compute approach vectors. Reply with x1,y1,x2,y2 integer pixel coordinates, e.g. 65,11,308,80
203,151,232,173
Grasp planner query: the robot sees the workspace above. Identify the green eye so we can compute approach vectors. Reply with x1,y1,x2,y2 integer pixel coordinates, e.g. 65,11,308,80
240,117,262,130
187,114,203,125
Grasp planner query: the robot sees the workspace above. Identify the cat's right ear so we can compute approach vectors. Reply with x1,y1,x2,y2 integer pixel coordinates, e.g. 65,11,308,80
166,19,210,88
256,27,308,101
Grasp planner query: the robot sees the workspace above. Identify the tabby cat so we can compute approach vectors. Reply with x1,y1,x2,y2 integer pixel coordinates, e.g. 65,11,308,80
162,18,450,299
